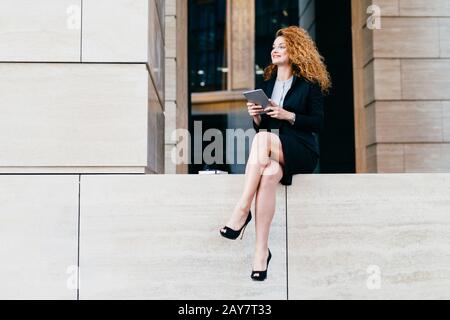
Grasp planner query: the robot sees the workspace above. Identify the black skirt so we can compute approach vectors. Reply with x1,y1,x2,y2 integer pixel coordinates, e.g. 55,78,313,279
278,133,319,186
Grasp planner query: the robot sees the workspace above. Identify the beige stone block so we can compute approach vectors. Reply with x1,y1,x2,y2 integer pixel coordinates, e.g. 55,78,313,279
366,143,405,172
165,101,177,144
0,63,148,169
362,25,374,66
374,59,402,100
0,175,78,299
156,112,165,173
440,18,450,57
164,143,177,174
376,143,404,172
288,173,450,299
165,0,176,16
373,18,439,58
82,0,148,62
364,59,402,105
360,0,399,28
402,60,450,100
444,101,450,141
365,103,376,146
363,60,375,106
165,15,176,59
404,144,450,172
0,0,81,62
79,175,287,299
399,0,450,16
366,144,377,172
165,58,177,101
373,101,443,143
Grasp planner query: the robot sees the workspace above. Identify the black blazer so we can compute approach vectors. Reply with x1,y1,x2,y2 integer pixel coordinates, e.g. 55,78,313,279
252,74,324,155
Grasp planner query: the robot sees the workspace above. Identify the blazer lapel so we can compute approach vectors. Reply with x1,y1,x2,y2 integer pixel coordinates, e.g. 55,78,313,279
265,75,277,97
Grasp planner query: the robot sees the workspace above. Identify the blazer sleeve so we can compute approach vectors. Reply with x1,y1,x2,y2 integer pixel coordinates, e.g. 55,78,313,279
291,82,324,133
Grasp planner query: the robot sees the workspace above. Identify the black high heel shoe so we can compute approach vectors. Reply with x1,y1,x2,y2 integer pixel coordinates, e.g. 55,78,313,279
251,249,272,281
220,210,252,240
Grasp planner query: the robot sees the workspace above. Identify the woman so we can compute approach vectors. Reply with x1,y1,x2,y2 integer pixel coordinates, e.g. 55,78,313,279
220,26,331,281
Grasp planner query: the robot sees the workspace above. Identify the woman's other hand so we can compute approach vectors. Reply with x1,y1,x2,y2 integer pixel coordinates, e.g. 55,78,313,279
265,99,294,121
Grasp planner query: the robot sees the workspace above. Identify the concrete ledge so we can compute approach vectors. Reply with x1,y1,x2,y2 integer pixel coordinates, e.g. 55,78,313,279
0,175,79,299
0,173,449,299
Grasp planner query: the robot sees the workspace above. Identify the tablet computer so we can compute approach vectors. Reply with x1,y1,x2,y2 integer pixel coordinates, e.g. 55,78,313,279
243,89,271,114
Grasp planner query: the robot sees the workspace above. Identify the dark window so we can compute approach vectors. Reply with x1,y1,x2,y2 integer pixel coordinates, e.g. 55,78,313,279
188,0,227,92
255,0,299,88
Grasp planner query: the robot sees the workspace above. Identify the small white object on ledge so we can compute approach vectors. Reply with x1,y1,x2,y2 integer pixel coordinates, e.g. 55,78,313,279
198,170,229,174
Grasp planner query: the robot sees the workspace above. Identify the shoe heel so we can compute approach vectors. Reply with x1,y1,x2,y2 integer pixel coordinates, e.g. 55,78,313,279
240,224,247,240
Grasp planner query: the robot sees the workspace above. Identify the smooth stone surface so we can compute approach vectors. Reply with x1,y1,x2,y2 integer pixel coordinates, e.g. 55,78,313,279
0,0,81,62
0,63,148,170
288,173,450,299
0,175,79,299
82,0,148,62
79,175,287,299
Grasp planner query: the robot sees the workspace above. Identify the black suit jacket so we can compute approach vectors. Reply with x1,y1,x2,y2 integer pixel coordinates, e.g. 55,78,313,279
252,74,324,155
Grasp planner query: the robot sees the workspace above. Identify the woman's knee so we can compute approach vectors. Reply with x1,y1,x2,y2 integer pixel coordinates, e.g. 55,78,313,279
260,160,283,187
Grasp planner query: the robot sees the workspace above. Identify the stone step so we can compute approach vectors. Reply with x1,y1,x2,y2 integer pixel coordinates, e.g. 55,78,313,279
0,173,449,299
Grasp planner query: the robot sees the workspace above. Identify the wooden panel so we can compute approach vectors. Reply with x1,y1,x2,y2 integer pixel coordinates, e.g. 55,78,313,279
229,0,255,90
373,101,443,143
373,18,439,58
82,0,148,62
399,0,450,16
0,63,148,169
352,0,369,172
405,144,450,172
176,0,189,174
402,59,450,100
0,0,81,62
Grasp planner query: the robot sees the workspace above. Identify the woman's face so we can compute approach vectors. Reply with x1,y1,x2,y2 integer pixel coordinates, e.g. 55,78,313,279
271,36,289,66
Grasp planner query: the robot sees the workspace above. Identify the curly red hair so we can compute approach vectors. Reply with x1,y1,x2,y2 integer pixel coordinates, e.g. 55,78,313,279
263,26,331,94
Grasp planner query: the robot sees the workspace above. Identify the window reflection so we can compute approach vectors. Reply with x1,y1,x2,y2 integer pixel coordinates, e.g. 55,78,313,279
189,0,227,92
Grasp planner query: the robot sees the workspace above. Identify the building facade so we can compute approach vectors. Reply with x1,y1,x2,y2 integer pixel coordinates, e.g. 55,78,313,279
0,0,167,174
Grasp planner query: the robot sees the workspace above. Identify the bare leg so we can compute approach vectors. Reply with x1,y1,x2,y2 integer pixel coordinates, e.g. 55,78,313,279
223,132,273,230
253,159,283,270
